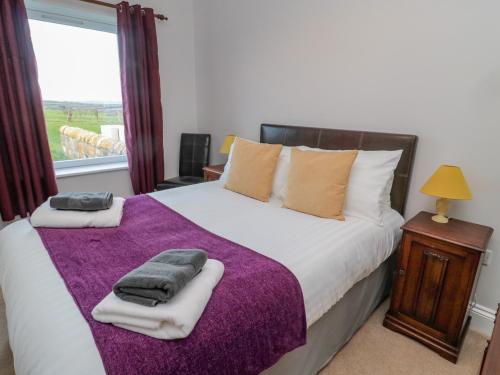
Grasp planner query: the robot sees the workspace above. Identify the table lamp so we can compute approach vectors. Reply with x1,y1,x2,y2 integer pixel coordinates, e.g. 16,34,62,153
219,134,236,156
420,165,472,223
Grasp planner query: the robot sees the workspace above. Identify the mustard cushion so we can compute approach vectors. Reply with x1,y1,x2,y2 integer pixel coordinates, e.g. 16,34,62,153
283,148,358,220
224,138,283,202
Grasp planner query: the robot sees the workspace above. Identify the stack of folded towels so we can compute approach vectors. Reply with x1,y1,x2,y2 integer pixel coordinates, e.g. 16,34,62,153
31,192,124,228
92,249,224,339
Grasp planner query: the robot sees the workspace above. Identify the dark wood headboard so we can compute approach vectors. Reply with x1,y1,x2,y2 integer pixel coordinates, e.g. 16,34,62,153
260,124,418,215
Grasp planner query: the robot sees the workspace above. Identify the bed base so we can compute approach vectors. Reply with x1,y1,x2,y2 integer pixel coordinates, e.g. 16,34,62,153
263,252,396,375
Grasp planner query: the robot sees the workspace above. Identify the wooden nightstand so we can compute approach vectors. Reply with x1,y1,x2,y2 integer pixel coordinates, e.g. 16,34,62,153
384,211,493,363
202,164,225,181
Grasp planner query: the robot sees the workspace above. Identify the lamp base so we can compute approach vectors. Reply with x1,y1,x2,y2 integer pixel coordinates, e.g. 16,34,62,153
432,198,449,224
432,214,449,224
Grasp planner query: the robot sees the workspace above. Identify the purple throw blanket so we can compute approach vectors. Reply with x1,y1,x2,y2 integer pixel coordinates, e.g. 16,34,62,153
37,195,306,375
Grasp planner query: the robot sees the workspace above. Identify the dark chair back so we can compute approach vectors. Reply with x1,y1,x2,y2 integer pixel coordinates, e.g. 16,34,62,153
179,133,211,177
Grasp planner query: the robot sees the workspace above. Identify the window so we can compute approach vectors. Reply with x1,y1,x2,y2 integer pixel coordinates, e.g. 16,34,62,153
28,14,126,170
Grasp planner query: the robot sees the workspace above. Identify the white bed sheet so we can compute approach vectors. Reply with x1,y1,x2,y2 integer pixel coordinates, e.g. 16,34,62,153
0,181,403,375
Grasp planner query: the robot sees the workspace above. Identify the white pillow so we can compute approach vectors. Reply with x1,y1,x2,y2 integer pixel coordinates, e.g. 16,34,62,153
276,147,402,225
343,150,402,225
381,174,395,208
271,146,292,199
219,142,235,183
221,141,402,225
219,139,292,199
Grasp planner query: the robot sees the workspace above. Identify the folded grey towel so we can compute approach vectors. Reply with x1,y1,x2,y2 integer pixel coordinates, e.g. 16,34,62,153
113,249,208,307
50,192,114,211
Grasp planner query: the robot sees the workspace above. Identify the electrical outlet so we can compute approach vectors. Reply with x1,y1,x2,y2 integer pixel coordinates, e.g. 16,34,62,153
483,249,493,266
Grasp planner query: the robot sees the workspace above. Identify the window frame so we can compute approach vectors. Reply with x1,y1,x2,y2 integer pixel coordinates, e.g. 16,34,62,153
27,8,127,171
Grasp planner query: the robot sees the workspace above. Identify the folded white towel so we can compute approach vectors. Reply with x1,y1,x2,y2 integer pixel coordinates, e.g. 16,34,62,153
91,259,224,339
30,197,125,228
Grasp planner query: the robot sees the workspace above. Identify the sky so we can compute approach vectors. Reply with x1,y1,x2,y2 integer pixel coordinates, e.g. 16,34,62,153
29,19,122,103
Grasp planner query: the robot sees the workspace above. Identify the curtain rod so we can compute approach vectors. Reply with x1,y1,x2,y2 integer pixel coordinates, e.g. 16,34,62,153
79,0,168,21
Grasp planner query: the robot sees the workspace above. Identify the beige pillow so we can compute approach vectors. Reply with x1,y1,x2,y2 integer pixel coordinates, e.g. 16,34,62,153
225,138,283,202
283,148,358,220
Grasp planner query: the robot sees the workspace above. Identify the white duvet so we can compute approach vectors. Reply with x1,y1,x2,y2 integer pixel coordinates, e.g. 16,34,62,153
0,181,403,375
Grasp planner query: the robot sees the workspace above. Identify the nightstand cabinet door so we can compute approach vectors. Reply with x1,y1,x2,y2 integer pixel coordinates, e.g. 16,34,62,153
393,233,481,345
384,211,493,363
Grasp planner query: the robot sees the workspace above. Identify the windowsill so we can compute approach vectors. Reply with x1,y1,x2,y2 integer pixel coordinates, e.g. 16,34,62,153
55,161,129,179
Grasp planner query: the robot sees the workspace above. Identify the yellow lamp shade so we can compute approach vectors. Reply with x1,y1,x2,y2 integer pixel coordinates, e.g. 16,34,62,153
219,134,236,154
420,165,472,200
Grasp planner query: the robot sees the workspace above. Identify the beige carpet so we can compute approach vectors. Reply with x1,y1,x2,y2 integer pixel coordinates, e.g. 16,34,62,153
320,299,487,375
0,298,487,375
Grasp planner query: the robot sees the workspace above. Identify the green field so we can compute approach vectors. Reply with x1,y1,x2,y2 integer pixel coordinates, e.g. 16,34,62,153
44,102,123,161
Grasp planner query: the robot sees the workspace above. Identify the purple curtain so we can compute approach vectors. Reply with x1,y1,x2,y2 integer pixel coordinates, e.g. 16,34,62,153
0,0,58,221
117,1,164,195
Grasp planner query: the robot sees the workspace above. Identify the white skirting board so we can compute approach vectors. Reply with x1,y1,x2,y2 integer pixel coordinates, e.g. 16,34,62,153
470,303,496,338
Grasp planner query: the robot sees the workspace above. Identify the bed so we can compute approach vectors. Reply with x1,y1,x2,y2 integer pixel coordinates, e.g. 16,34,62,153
0,124,417,375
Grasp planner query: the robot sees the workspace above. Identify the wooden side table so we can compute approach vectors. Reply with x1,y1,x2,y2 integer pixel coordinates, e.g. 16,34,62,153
383,211,493,363
203,164,225,182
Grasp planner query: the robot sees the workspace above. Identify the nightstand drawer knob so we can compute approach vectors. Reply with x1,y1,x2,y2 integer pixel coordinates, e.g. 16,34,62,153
398,269,406,276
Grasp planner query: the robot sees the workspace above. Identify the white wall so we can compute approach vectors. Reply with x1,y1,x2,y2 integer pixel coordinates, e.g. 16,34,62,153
193,0,500,318
56,169,134,196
